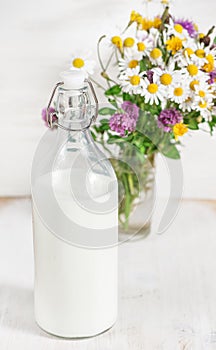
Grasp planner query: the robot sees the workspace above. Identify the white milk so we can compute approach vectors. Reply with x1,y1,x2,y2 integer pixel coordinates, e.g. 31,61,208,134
32,170,118,337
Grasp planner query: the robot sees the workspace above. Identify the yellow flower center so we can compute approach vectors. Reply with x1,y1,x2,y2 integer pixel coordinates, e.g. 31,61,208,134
173,123,188,140
147,83,159,94
72,58,85,68
198,90,206,98
128,60,139,68
184,48,194,57
174,24,183,33
174,87,184,96
199,101,207,108
137,42,146,51
202,54,215,72
195,49,205,58
187,64,199,76
130,75,140,85
166,36,183,55
150,48,162,60
111,36,123,49
189,80,199,91
160,73,172,85
124,37,135,47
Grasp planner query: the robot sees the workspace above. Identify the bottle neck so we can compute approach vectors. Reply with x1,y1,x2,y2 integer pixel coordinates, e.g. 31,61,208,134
56,86,92,131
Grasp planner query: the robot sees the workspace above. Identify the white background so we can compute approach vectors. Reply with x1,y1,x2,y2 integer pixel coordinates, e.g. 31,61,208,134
0,0,216,198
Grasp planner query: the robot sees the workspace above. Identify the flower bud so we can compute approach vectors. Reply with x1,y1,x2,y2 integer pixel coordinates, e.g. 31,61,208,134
196,115,203,123
200,35,210,46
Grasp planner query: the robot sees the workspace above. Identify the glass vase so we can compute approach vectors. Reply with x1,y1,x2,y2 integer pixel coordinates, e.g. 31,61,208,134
99,141,156,241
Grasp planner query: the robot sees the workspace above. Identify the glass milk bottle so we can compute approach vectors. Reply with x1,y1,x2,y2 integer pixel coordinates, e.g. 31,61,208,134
31,70,118,338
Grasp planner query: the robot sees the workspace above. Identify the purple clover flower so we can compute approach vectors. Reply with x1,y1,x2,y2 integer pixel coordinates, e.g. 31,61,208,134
121,101,139,121
174,19,197,38
158,108,183,132
41,107,57,127
208,70,216,84
109,101,139,137
109,113,137,137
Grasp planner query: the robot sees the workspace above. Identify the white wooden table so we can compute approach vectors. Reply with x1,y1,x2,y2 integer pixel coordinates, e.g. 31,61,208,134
0,198,216,349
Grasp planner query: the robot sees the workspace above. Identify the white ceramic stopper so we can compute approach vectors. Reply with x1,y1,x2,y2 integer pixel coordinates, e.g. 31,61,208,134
60,70,86,89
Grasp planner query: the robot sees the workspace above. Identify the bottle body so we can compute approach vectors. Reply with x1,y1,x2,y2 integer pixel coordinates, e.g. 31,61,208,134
32,206,117,337
32,79,118,337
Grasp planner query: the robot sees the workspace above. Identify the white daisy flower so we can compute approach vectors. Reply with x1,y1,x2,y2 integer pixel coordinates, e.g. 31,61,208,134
152,60,182,89
179,96,195,112
118,54,141,73
119,67,144,95
148,47,163,66
69,52,95,76
168,82,190,104
141,77,166,105
190,43,209,66
122,36,138,57
135,30,154,57
166,18,190,40
194,81,214,103
181,62,206,81
187,75,209,95
194,99,213,119
175,42,202,69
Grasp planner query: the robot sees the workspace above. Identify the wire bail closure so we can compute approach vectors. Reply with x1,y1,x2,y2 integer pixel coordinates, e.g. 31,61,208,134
46,79,98,131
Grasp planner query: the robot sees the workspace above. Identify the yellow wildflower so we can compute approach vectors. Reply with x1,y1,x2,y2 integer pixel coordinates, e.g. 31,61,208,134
130,10,138,23
130,11,143,27
153,17,162,29
202,54,215,72
141,16,162,31
142,18,153,31
173,123,188,140
166,36,183,55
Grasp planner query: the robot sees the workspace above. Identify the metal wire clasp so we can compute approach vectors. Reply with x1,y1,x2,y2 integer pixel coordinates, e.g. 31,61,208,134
46,78,98,131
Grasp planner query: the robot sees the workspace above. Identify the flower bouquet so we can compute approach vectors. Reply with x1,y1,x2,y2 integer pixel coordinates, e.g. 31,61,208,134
88,2,216,234
43,1,216,235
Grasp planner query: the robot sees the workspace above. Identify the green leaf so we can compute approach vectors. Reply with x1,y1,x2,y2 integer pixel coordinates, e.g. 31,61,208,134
160,144,180,159
91,130,97,141
107,135,125,144
108,98,118,108
99,107,116,116
187,119,199,130
105,85,121,96
140,59,148,72
122,92,136,103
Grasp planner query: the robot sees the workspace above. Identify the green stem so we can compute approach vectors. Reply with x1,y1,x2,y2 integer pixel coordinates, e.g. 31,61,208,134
122,173,132,230
97,35,106,72
89,77,106,91
105,51,115,71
